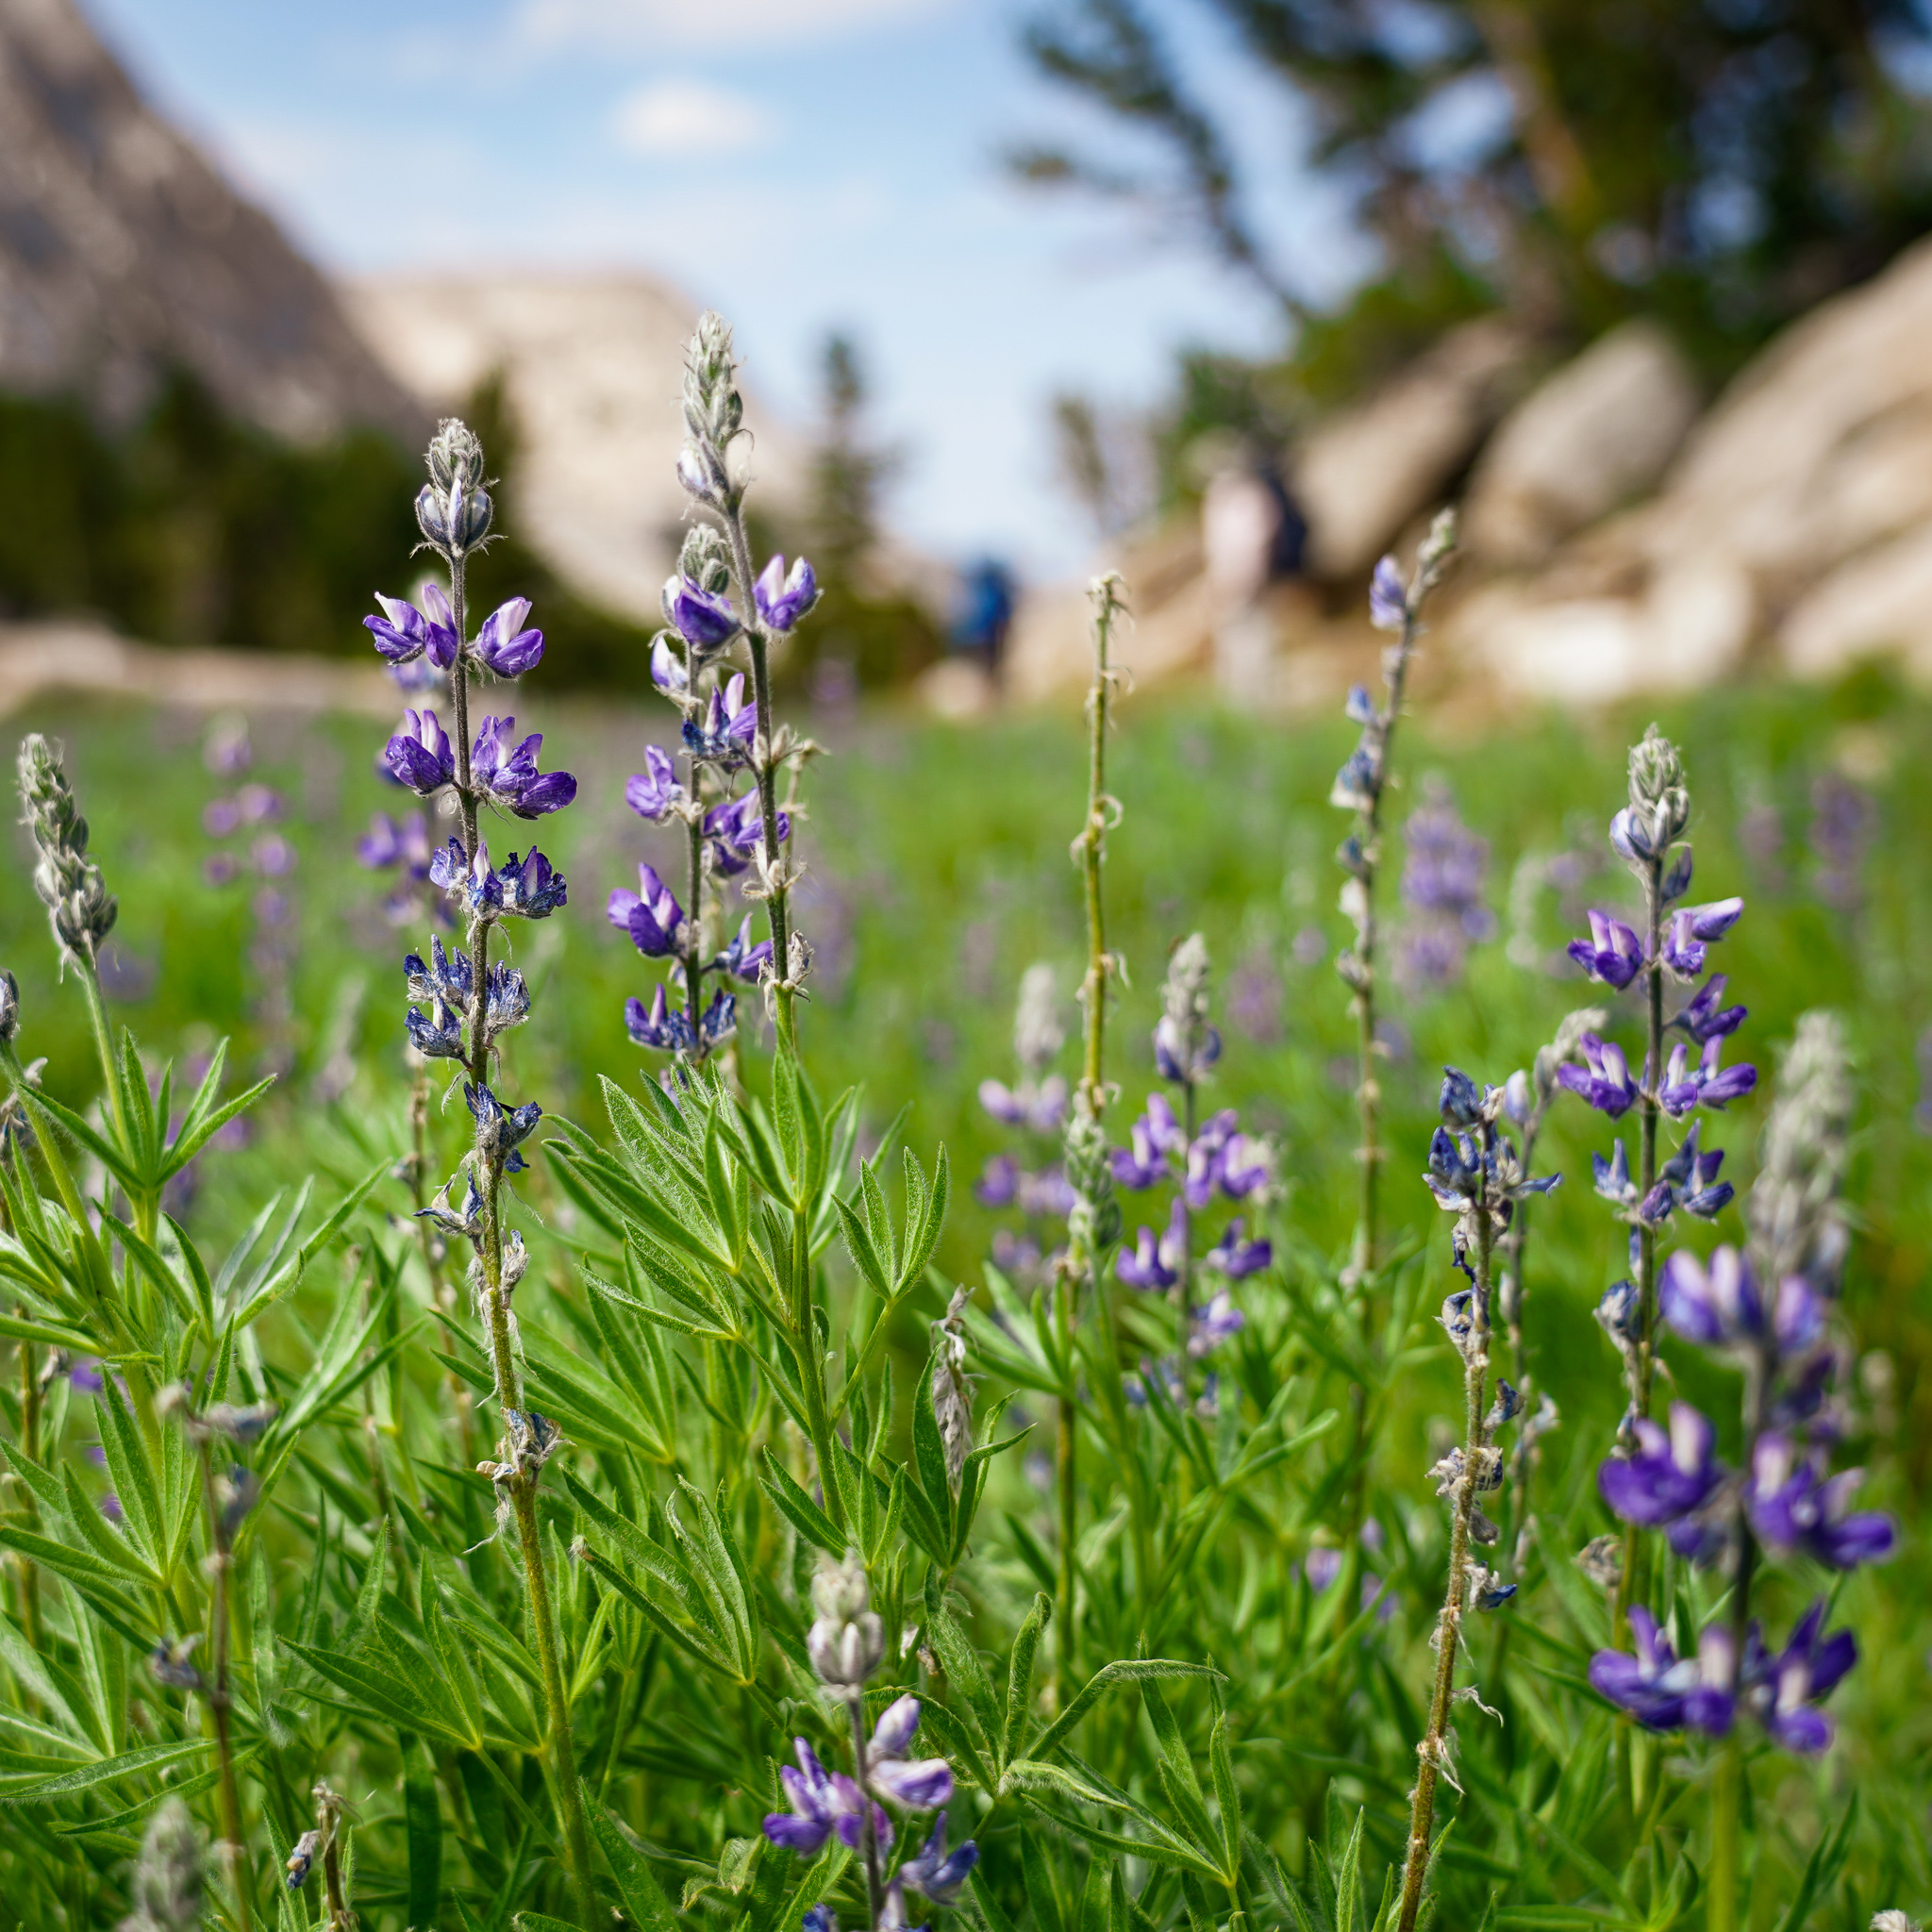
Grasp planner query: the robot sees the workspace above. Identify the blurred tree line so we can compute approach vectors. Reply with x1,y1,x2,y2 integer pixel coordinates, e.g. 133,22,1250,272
1022,0,1932,507
0,335,941,691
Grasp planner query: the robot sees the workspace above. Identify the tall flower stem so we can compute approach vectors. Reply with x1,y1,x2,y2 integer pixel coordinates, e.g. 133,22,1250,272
442,551,597,1931
197,1441,253,1932
721,511,795,1048
1397,1146,1494,1932
1058,575,1126,1698
1612,846,1665,1644
850,1692,885,1930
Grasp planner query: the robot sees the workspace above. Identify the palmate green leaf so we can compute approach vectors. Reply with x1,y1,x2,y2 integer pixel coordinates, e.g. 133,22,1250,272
230,1158,388,1325
50,1756,236,1839
23,1084,143,1194
667,1479,760,1682
283,1634,483,1751
0,1737,211,1805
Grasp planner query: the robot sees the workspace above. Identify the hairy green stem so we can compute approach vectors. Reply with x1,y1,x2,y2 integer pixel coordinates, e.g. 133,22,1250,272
445,549,598,1929
199,1442,254,1932
1396,1158,1494,1932
1612,851,1665,1646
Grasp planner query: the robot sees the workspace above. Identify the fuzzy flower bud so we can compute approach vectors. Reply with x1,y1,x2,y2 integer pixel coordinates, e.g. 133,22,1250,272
18,733,118,963
1749,1011,1853,1291
1012,962,1065,1074
808,1548,884,1689
678,522,734,596
1625,724,1690,851
425,418,487,493
0,968,17,1044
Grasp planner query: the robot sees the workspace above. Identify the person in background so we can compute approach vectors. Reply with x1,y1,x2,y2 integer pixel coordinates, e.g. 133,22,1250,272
951,558,1017,685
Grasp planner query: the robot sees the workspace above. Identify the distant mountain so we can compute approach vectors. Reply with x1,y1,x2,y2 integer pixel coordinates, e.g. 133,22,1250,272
344,274,804,623
0,0,418,441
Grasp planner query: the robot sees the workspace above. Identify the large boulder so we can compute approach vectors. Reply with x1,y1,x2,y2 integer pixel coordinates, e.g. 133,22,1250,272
344,274,802,625
1461,319,1699,567
1457,232,1932,699
1291,315,1536,577
0,0,417,439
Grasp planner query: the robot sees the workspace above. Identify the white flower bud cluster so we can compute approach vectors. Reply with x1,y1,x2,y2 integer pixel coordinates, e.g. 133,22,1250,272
807,1549,884,1689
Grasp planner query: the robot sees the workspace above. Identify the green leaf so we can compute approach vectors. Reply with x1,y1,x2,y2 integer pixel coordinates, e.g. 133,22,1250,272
588,1797,680,1932
923,1573,999,1753
1333,1805,1364,1932
1004,1592,1051,1772
0,1737,210,1805
1028,1658,1222,1764
1770,1791,1857,1932
758,1451,843,1554
1208,1714,1241,1882
403,1731,442,1928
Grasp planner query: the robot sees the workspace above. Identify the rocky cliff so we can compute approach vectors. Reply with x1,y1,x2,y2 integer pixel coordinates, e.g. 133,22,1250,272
0,0,417,440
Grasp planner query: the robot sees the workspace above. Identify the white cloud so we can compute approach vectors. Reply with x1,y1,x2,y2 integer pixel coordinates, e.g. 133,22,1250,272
514,0,952,53
613,79,775,157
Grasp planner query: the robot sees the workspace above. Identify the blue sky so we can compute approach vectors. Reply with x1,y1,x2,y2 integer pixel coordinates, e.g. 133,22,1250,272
91,0,1371,578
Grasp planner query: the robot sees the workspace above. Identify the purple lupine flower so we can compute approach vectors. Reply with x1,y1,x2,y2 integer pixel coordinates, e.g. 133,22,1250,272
1182,1108,1241,1208
763,1740,860,1855
755,554,819,632
1566,909,1644,990
1304,1547,1344,1592
1329,742,1381,813
625,986,697,1054
1589,1607,1737,1737
495,847,568,918
1117,1199,1188,1291
1659,1244,1820,1355
385,709,456,794
804,1908,838,1932
1808,773,1875,912
1202,1217,1271,1278
406,1003,465,1058
1661,899,1744,978
470,716,578,819
649,635,689,694
712,913,774,983
699,989,739,1048
1218,1134,1271,1200
1598,1403,1724,1525
1397,779,1494,991
1659,1120,1733,1218
684,674,758,762
1154,1012,1222,1085
1424,1125,1483,1211
608,863,686,958
473,596,545,676
978,1075,1069,1134
1187,1288,1245,1357
625,746,685,823
879,1878,928,1932
1672,974,1747,1045
899,1813,978,1905
363,587,460,668
405,935,473,1008
1018,1167,1077,1218
662,575,740,650
1368,555,1407,631
1111,1094,1183,1187
706,790,790,876
974,1155,1019,1209
1557,1032,1640,1117
428,837,508,914
1659,1036,1757,1117
1591,1138,1639,1208
1746,1435,1895,1570
1750,1602,1857,1753
68,1359,106,1395
865,1698,952,1812
463,1082,541,1174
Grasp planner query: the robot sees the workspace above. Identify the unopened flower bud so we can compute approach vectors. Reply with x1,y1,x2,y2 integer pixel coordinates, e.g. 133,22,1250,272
807,1549,883,1688
425,417,487,492
678,522,734,595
